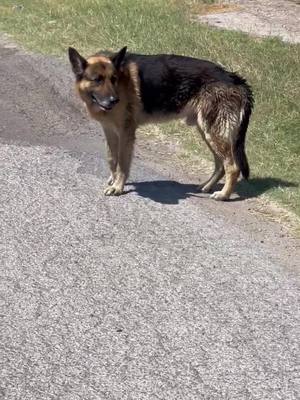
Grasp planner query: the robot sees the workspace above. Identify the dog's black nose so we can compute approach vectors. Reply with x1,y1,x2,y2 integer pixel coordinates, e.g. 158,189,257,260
109,96,119,105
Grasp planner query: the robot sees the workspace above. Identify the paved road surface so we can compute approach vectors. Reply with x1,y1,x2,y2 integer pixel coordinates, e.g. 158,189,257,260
0,40,299,400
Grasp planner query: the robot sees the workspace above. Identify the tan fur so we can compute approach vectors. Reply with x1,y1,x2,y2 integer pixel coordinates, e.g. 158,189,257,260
87,56,112,65
74,59,142,195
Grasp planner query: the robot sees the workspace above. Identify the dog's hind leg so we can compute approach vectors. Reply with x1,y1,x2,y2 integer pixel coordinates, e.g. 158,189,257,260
210,156,240,200
197,129,225,192
200,153,225,193
197,111,240,201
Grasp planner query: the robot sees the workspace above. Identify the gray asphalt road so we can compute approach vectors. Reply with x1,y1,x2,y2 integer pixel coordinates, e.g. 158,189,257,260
0,40,299,400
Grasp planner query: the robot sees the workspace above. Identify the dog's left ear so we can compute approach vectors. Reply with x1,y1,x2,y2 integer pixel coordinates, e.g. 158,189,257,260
111,46,127,70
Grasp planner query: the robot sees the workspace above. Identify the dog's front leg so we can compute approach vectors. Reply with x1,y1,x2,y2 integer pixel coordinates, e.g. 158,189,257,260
104,126,136,196
104,128,119,186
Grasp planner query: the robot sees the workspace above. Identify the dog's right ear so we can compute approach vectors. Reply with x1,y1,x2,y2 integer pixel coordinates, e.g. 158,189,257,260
68,47,87,79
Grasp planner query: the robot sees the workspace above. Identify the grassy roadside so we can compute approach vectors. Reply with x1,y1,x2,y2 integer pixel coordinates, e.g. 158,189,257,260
0,0,299,216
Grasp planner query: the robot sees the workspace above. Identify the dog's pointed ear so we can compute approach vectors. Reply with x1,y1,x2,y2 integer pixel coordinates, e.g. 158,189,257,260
111,46,127,70
68,47,87,78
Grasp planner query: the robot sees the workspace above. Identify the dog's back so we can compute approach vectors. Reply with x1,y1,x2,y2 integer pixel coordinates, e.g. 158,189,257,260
124,53,253,116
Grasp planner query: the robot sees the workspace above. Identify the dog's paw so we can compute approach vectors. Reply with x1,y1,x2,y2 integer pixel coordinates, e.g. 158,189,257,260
104,184,123,196
210,191,229,201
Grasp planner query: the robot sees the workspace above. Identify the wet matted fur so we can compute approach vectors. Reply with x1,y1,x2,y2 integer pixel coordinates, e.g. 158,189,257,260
68,46,253,200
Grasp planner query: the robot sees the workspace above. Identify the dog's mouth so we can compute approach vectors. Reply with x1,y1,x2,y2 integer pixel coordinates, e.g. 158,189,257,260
91,94,113,111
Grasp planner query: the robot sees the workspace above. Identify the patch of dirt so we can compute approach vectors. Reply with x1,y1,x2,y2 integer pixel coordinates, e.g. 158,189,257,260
197,0,300,43
172,1,239,15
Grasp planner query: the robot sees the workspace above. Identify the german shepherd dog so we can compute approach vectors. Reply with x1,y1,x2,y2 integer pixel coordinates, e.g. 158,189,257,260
68,46,253,200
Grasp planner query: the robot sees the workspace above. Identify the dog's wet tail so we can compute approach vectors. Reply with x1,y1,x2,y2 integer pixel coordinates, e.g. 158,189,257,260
234,92,253,179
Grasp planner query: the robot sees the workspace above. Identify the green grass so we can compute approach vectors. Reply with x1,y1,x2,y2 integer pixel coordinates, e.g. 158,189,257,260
0,0,299,216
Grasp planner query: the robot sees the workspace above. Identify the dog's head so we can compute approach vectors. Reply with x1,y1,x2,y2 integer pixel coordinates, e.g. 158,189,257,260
68,46,127,113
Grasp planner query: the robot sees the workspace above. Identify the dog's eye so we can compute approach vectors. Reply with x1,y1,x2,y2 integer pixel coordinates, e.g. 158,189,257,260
92,76,103,84
111,76,117,84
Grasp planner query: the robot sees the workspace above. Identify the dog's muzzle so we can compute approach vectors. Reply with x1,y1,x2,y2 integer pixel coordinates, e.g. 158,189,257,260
91,94,119,111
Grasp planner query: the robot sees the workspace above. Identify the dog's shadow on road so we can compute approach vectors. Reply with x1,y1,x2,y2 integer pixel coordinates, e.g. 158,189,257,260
127,177,297,205
126,180,201,205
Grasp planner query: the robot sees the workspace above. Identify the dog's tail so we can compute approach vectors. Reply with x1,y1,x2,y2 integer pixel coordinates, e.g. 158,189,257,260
233,87,253,180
